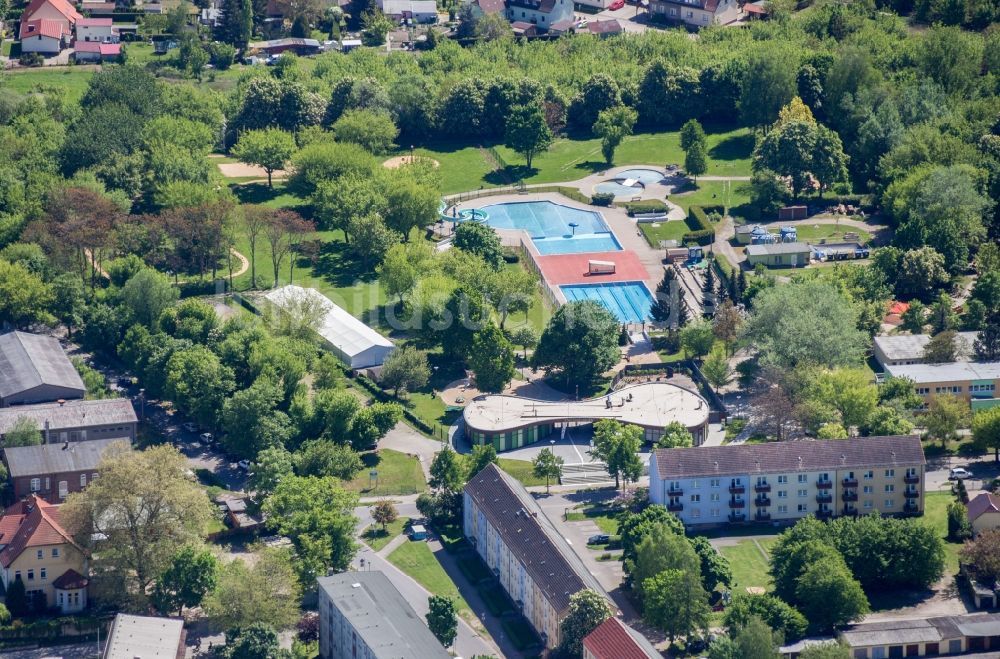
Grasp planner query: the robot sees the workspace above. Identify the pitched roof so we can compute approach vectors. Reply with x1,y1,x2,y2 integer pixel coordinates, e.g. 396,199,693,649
883,361,1000,385
507,0,558,13
77,16,113,25
587,19,622,33
317,571,451,659
19,18,67,39
745,241,812,256
0,332,85,401
652,435,925,480
583,618,660,659
74,41,122,54
967,492,1000,522
0,495,84,567
4,437,130,479
873,332,978,363
475,0,506,12
0,398,137,435
52,568,89,589
464,463,611,615
20,0,81,24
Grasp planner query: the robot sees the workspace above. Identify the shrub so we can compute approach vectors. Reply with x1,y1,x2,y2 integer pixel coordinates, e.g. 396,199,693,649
623,200,668,215
208,42,236,70
947,501,972,541
683,229,715,245
19,52,43,67
591,192,615,206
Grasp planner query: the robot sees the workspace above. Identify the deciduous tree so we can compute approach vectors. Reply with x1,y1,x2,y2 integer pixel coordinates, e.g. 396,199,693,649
532,301,619,388
643,568,710,642
504,103,552,170
591,420,643,490
427,595,458,647
593,105,637,165
532,447,564,494
203,548,302,631
559,589,612,657
232,128,296,189
3,417,42,447
468,323,516,393
371,499,398,532
152,545,220,615
379,346,430,398
972,406,1000,463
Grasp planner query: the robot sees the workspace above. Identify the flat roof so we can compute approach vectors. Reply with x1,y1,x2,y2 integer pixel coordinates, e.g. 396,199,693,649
874,332,978,362
745,242,811,256
534,250,649,286
4,437,130,478
103,614,184,659
263,285,393,359
317,571,449,659
0,332,85,401
883,361,1000,384
0,398,137,435
463,382,709,433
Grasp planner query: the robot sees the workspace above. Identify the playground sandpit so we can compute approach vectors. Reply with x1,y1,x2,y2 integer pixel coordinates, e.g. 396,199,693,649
383,155,441,169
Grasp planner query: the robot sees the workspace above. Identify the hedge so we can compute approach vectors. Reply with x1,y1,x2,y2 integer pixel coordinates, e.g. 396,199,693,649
591,192,615,207
622,199,668,215
682,229,715,245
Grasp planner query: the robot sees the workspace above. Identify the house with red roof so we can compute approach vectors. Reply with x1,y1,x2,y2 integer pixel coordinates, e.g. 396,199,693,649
583,617,661,659
647,0,739,27
76,17,117,43
968,492,1000,537
74,40,122,62
0,495,89,614
18,0,81,54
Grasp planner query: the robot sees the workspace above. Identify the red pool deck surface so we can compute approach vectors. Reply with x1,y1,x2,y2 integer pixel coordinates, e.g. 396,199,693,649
534,250,651,286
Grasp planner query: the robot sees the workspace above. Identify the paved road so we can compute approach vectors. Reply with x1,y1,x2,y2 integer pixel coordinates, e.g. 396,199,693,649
2,642,100,658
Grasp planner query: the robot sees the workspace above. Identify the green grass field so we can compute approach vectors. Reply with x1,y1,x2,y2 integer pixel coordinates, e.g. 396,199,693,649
566,504,621,535
497,458,547,487
639,219,690,246
386,540,480,628
342,449,426,496
784,222,874,245
362,516,410,552
719,537,777,592
2,68,95,103
922,491,961,576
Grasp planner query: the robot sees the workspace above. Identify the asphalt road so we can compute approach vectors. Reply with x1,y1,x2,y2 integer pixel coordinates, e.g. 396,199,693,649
2,642,100,659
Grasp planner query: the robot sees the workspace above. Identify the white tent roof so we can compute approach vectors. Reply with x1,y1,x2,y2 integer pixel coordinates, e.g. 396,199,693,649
263,286,394,359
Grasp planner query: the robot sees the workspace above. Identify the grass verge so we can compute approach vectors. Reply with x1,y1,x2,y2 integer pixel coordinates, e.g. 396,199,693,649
362,516,410,552
387,540,479,627
342,449,426,496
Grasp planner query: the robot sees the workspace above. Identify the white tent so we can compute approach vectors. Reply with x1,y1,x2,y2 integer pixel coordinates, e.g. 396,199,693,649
264,285,395,369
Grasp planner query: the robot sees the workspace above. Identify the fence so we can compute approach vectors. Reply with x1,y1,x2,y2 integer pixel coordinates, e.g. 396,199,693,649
444,182,526,205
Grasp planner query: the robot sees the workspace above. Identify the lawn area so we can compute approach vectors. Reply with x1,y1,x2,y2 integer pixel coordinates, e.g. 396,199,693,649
386,540,481,628
342,449,426,496
719,538,774,592
456,553,493,583
392,142,500,196
922,491,962,576
788,222,874,245
362,516,410,552
2,68,95,103
566,504,621,535
639,219,690,246
497,458,547,487
670,180,752,216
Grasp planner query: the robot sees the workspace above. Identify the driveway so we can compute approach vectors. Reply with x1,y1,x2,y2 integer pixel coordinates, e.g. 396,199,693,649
380,421,444,481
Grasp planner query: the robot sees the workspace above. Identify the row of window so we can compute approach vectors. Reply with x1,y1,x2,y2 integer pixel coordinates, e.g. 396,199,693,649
14,567,48,582
29,473,98,496
688,499,902,518
670,468,911,491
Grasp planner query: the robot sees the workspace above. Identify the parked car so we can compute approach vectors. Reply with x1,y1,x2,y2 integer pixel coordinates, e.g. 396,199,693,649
588,534,610,545
609,0,625,9
237,459,252,472
182,422,199,433
200,432,214,445
949,467,972,480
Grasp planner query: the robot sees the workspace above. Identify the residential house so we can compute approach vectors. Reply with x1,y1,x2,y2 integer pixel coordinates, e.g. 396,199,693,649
73,41,122,62
649,435,926,526
587,19,623,37
0,495,89,613
75,17,116,42
248,37,322,56
380,0,438,21
466,0,505,17
0,332,85,408
882,361,1000,411
505,0,573,30
511,20,538,35
967,492,1000,537
647,0,739,27
18,0,80,53
464,463,613,649
102,614,186,659
548,17,575,34
583,617,660,659
4,438,129,504
840,612,1000,657
744,242,812,268
317,571,450,659
0,398,138,445
873,331,979,369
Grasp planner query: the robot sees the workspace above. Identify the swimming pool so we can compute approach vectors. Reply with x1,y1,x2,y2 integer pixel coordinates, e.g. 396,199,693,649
615,169,664,184
560,281,654,323
594,180,643,197
478,201,621,254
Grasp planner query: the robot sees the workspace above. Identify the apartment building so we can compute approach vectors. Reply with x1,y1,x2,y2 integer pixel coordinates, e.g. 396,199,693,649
316,571,449,659
883,361,1000,412
4,438,129,504
464,463,612,649
649,435,925,526
0,398,138,445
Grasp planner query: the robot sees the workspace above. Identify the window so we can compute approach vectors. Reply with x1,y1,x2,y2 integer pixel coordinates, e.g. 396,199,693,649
797,489,808,497
27,570,34,581
916,387,930,395
885,469,895,478
884,499,894,508
691,508,701,518
690,494,701,502
92,473,98,481
44,477,49,491
797,504,808,512
36,550,43,560
710,493,720,502
691,480,700,489
819,472,829,481
80,474,87,487
30,478,40,492
777,505,788,513
864,500,873,509
710,479,720,488
40,568,46,580
756,476,767,485
864,486,873,494
864,470,873,480
58,481,68,499
885,484,895,493
52,548,59,558
670,481,681,491
777,490,788,498
710,508,720,518
798,474,807,483
777,475,788,484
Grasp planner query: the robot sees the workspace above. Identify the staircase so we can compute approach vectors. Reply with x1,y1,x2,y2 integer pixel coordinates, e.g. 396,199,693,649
560,462,615,486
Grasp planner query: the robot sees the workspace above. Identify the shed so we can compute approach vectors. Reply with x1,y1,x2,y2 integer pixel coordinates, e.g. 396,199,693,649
409,524,427,540
263,285,395,369
745,242,811,268
778,205,808,220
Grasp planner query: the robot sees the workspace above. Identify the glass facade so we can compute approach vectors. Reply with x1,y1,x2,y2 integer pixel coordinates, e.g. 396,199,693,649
470,423,555,451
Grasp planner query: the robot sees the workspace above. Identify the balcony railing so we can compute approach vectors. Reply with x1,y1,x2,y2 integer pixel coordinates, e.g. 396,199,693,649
842,491,858,502
842,507,859,516
729,512,746,522
668,486,684,496
729,484,746,495
904,489,920,499
903,502,920,515
754,483,771,493
816,492,833,503
904,473,920,484
667,501,683,512
729,499,746,509
816,480,833,490
816,509,833,519
755,512,771,522
842,477,858,487
755,496,771,507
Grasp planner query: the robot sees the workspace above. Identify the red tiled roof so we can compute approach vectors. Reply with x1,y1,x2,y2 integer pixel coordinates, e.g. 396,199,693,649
19,18,67,40
583,618,658,659
20,0,82,24
743,2,767,12
0,496,84,567
75,41,121,54
587,19,623,33
52,568,89,590
968,492,1000,522
475,0,506,12
888,301,910,316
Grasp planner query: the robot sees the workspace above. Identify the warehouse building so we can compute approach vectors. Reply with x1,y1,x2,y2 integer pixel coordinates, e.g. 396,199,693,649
0,332,85,407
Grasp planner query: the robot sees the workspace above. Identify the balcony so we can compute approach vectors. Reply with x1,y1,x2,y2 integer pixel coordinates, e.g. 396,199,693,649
842,477,858,487
842,507,859,516
667,501,683,512
729,498,746,509
667,486,684,496
816,492,833,504
729,512,746,522
754,483,771,493
842,491,858,502
903,502,920,516
729,484,746,495
904,473,920,484
755,512,771,522
904,489,920,499
755,496,771,507
816,480,833,490
816,509,833,520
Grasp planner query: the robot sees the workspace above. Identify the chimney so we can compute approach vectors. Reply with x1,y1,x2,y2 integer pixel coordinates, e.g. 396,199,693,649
62,441,69,451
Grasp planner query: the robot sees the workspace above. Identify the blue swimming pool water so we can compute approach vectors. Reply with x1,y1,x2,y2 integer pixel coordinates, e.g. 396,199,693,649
560,281,654,323
533,233,622,255
477,201,621,255
615,168,664,184
595,181,643,197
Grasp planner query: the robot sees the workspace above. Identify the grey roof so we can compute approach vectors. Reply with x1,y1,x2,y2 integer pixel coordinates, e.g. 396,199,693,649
464,463,611,615
883,360,1000,384
652,435,925,480
4,438,129,478
317,571,450,659
745,241,811,256
0,332,85,401
841,613,1000,648
874,332,978,362
0,398,137,435
103,614,185,659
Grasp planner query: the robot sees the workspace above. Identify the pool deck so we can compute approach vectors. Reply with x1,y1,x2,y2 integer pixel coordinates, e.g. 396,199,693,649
534,251,649,286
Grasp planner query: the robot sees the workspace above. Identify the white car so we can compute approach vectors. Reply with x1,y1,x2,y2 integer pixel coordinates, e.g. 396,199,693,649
949,467,972,480
237,460,252,472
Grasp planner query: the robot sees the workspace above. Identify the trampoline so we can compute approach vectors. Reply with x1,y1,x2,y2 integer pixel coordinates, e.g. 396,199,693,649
560,281,654,323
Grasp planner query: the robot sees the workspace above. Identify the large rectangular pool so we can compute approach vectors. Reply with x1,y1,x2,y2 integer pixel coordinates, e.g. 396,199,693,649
479,201,621,254
560,281,654,323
